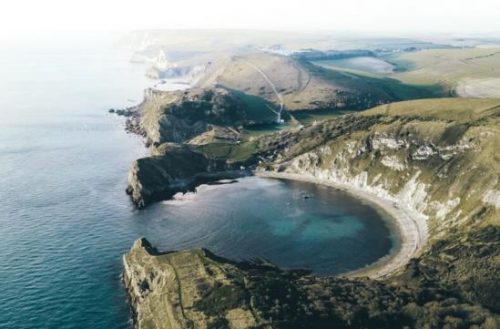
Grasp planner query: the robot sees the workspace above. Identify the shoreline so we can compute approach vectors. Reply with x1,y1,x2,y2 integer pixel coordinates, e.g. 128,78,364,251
255,171,428,279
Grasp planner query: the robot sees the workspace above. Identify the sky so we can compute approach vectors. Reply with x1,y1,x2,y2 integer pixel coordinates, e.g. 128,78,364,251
1,0,499,43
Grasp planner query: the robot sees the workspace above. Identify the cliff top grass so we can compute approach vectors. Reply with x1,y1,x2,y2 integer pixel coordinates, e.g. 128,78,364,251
310,48,500,98
389,48,500,81
362,98,500,123
386,48,500,98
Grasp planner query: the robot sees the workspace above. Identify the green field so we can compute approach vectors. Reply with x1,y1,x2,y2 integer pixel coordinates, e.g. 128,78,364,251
313,48,500,98
363,97,500,122
388,48,500,97
315,48,500,97
312,57,395,75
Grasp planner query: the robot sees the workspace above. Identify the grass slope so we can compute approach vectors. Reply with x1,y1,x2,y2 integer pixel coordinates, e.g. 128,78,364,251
387,48,500,97
311,48,500,98
197,52,440,112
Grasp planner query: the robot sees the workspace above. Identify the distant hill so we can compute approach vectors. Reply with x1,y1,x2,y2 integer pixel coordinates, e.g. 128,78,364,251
195,52,444,112
309,47,500,99
383,48,500,98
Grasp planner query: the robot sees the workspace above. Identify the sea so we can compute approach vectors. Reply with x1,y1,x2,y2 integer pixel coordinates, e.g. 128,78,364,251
0,34,393,329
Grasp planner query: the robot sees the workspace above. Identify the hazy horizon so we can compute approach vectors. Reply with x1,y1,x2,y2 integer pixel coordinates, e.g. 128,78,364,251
1,0,499,45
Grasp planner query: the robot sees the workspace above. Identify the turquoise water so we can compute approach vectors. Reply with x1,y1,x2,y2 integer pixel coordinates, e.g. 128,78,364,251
0,37,392,329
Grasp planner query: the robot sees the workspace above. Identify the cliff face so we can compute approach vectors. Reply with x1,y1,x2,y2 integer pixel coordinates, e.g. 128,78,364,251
126,143,246,208
126,144,207,207
123,238,263,329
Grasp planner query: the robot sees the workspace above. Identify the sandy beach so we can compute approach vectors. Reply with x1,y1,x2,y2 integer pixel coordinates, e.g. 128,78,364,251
256,171,428,279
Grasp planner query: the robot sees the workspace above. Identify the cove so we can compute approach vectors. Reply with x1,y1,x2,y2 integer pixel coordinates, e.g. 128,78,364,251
143,176,395,276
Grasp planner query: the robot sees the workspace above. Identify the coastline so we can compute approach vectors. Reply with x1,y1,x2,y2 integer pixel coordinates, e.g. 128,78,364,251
255,170,428,279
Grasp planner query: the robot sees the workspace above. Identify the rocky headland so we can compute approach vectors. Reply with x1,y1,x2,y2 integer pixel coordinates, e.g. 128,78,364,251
121,86,281,207
124,227,499,329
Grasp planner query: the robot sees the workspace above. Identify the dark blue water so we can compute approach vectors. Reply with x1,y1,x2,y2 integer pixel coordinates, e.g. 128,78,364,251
0,37,393,329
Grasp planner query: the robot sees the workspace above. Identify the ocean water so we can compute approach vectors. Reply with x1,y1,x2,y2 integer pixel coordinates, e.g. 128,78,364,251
0,36,393,329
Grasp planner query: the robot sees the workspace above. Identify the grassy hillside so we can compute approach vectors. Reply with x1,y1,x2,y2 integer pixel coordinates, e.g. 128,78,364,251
388,48,500,97
363,98,500,122
312,56,396,74
307,61,445,100
196,53,441,113
311,48,500,98
137,87,279,145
